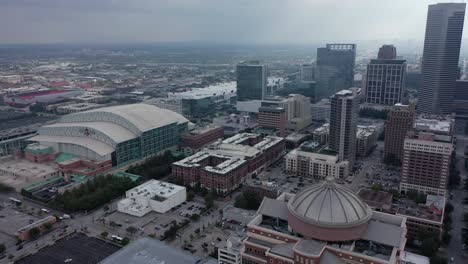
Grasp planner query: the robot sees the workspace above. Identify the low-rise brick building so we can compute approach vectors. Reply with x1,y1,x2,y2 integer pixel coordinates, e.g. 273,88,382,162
172,133,284,195
180,125,224,155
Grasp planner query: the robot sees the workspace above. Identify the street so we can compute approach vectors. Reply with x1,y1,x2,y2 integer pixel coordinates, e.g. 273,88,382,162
445,134,468,263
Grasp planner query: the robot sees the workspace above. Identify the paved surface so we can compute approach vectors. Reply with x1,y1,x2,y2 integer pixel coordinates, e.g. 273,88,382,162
15,233,120,264
445,134,468,263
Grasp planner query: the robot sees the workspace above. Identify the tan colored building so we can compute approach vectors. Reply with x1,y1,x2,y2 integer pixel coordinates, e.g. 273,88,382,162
284,141,349,179
400,118,453,196
356,125,378,157
258,106,286,136
384,104,415,164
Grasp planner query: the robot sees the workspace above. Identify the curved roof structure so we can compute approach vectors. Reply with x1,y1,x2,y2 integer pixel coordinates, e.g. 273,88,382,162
61,103,189,134
43,122,136,144
30,104,189,161
288,181,372,228
287,180,372,241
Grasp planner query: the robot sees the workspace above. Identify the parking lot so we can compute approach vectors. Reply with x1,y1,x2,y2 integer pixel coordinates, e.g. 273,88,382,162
0,202,43,248
15,233,120,264
180,225,233,258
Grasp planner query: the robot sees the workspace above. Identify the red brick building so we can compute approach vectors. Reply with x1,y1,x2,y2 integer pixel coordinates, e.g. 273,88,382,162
17,215,57,241
180,125,224,155
172,133,285,195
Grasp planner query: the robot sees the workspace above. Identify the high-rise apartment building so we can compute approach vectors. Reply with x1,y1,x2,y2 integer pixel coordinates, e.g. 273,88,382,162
236,61,267,101
365,45,406,105
418,3,466,114
400,117,454,196
378,44,397,60
329,88,360,168
316,44,356,99
384,104,415,164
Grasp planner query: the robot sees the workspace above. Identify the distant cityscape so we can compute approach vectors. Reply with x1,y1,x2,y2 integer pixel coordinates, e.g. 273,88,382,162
1,2,468,264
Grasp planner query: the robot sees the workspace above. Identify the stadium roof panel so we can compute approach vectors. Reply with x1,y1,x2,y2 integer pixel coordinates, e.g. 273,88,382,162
85,103,189,133
29,135,114,156
44,121,137,144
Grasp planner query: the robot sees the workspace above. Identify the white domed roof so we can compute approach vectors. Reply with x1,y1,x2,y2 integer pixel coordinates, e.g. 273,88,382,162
288,181,372,228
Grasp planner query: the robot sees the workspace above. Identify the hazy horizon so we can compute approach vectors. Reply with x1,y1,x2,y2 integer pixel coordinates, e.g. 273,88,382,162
1,0,467,45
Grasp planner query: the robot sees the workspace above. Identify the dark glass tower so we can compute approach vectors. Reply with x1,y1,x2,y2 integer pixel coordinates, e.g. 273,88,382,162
418,3,465,114
236,61,267,101
316,44,356,99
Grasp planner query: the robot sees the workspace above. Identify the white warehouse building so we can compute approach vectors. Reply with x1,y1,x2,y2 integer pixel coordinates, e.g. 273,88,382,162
117,180,186,217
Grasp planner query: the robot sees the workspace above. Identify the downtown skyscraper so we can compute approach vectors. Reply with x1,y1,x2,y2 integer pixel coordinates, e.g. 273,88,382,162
316,44,356,100
365,45,407,106
418,3,466,114
236,61,267,101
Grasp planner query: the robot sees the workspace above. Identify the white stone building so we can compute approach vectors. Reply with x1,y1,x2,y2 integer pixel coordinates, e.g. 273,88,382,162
117,180,186,217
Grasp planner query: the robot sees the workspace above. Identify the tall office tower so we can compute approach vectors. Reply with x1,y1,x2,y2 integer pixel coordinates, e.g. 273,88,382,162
329,88,360,168
300,63,315,82
378,45,397,60
400,117,454,196
236,61,268,101
418,3,466,114
384,104,415,164
316,44,356,99
365,46,407,105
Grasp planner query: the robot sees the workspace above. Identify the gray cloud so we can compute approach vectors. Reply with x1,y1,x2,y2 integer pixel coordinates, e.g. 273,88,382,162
0,0,464,44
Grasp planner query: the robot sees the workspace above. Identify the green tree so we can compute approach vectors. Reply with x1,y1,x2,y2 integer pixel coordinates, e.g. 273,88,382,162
121,237,130,246
204,193,214,209
445,203,454,214
0,243,5,254
101,232,108,238
43,222,53,230
29,227,41,239
430,256,448,264
190,214,200,221
187,191,195,202
371,184,383,191
0,182,13,193
126,226,137,236
441,232,451,245
234,191,261,210
420,237,440,257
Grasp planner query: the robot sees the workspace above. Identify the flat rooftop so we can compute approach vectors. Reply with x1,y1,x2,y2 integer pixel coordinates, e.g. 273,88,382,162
395,195,445,224
174,133,283,174
414,117,452,134
285,133,308,142
185,124,221,136
298,141,337,156
357,189,393,207
356,125,377,138
313,123,330,134
127,180,185,200
101,237,200,264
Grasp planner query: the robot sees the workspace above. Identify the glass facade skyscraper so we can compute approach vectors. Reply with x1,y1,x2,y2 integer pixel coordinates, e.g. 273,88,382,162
236,61,267,101
418,3,466,114
316,44,356,100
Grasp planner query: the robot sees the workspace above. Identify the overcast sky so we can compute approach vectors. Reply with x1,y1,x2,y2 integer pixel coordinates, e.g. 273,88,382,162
0,0,466,45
